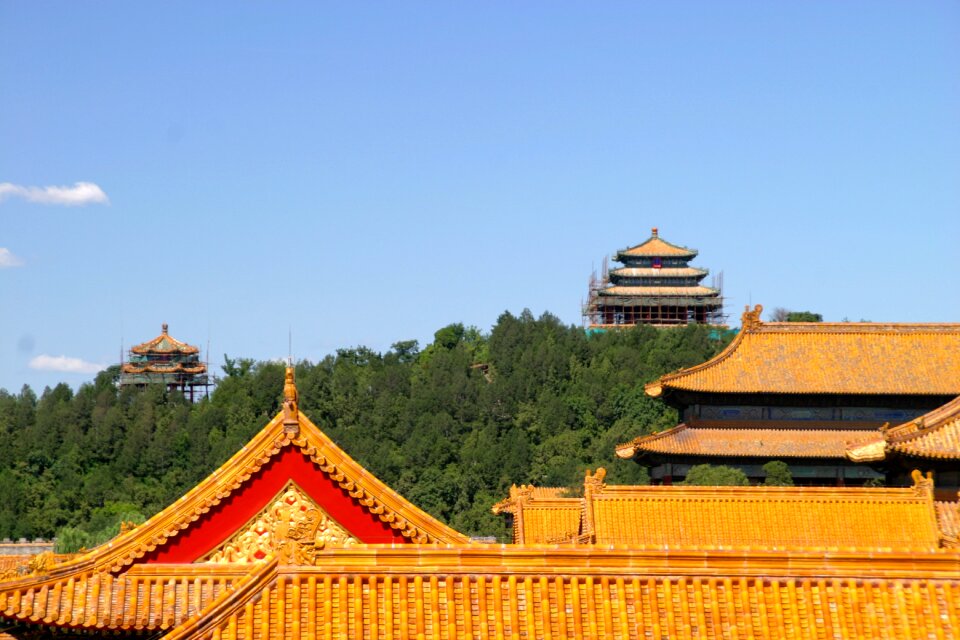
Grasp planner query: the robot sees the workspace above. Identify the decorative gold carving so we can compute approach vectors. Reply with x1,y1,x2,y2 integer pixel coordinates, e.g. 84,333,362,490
741,304,764,330
204,483,354,564
910,469,934,497
282,366,299,435
584,467,607,495
26,551,54,576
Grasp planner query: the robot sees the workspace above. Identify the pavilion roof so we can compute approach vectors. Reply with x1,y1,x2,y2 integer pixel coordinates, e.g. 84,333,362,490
848,394,960,462
616,228,697,259
598,285,720,297
130,323,200,355
615,424,883,459
646,305,960,397
609,266,708,279
121,362,207,375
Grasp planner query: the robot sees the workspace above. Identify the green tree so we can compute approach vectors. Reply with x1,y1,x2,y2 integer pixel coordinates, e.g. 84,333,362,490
762,460,794,486
682,464,749,486
786,311,823,322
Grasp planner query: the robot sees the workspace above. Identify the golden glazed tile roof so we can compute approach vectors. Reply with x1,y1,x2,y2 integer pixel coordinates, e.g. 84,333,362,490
497,469,951,553
617,228,698,259
848,395,960,461
616,424,884,459
936,501,960,548
158,551,960,640
130,323,200,355
646,305,960,397
492,485,581,544
587,483,941,550
599,285,720,297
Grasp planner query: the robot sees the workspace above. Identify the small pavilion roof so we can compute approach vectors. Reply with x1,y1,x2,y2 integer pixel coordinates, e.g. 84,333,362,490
848,394,960,462
616,424,883,460
130,323,200,355
615,227,698,260
646,304,960,397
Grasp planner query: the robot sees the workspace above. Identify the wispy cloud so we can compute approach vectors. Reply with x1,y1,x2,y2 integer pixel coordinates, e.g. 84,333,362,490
0,248,23,268
0,181,109,206
29,354,106,374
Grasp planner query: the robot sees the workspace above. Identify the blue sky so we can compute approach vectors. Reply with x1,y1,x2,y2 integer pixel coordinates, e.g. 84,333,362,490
2,2,958,393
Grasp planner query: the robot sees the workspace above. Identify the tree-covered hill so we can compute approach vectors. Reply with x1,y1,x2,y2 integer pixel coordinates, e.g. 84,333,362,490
0,311,729,545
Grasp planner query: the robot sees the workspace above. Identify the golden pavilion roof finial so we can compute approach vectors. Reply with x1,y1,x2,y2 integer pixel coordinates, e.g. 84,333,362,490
741,304,764,330
162,322,169,335
651,226,658,237
282,365,299,435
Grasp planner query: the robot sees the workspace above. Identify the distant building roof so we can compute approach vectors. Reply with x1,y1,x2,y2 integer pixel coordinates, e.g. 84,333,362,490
130,323,200,355
599,285,720,298
615,228,698,259
609,266,708,278
616,424,882,460
646,305,960,397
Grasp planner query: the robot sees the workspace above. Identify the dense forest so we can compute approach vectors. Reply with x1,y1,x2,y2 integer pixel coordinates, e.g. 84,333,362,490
0,311,730,547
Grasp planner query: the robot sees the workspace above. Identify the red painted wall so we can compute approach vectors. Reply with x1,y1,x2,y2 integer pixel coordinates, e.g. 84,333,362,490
146,447,408,563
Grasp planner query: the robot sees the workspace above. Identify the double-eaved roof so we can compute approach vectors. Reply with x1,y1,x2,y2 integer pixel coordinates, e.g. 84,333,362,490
646,305,960,397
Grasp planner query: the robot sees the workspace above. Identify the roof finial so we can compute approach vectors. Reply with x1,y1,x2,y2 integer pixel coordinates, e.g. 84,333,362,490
162,322,169,335
741,304,764,330
282,366,299,435
651,227,658,237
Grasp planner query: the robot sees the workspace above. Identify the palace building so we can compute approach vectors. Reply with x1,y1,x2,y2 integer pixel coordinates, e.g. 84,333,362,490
1,367,958,639
120,324,209,401
583,228,723,328
617,305,960,489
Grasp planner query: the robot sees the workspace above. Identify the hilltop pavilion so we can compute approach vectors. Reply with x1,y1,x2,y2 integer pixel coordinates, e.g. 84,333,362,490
584,228,723,328
120,324,209,401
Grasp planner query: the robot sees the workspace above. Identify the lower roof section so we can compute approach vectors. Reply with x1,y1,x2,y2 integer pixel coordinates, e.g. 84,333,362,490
162,547,960,640
848,394,960,462
616,423,884,459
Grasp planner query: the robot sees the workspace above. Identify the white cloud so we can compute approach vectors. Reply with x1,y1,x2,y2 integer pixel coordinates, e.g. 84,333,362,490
0,181,109,206
0,248,23,267
29,354,106,374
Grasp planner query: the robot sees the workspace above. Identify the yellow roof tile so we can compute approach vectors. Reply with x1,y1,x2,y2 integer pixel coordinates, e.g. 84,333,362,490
588,484,940,550
649,305,960,396
885,395,960,459
157,550,960,640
